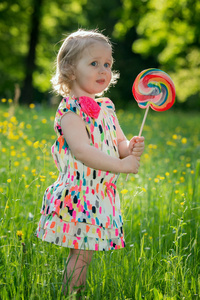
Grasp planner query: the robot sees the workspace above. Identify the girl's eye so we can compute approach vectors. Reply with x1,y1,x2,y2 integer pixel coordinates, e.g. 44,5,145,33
91,61,97,66
104,63,110,68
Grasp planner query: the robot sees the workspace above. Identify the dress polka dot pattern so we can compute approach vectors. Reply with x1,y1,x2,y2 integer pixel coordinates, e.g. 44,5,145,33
36,96,125,251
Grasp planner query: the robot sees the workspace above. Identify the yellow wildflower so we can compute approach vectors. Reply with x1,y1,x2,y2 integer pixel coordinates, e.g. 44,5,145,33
10,116,17,123
175,190,179,194
172,134,178,139
7,179,11,183
186,163,191,168
154,178,159,183
33,141,39,148
166,141,176,146
1,98,6,103
26,140,32,146
181,138,187,144
121,189,128,194
16,231,23,240
148,144,157,149
3,112,9,117
29,103,35,109
142,188,146,192
173,169,177,173
165,172,170,176
11,150,16,156
42,119,47,124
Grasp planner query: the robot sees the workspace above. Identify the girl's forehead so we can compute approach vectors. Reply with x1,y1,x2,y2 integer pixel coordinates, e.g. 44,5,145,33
82,41,112,59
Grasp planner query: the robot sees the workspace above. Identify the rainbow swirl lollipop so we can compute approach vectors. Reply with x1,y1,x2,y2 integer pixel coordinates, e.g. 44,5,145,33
132,68,175,112
126,68,175,181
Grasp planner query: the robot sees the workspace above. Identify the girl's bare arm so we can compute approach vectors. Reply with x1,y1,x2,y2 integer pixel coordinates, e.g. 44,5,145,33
115,116,145,159
61,112,140,174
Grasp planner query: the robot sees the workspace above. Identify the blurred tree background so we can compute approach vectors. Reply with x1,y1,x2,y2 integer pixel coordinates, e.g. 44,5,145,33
0,0,200,109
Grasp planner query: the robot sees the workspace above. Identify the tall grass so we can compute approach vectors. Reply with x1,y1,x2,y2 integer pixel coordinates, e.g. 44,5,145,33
0,101,199,299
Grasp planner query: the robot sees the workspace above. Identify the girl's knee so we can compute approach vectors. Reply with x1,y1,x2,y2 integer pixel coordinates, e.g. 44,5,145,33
69,249,93,265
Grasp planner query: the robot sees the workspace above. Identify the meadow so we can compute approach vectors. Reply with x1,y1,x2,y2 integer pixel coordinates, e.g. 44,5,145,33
0,99,199,300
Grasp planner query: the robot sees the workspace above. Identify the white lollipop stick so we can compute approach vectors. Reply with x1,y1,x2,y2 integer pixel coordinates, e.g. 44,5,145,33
138,105,149,137
126,105,149,181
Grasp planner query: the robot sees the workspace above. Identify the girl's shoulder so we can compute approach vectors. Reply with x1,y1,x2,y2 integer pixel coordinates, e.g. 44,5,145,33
54,96,81,136
57,96,78,113
97,97,115,111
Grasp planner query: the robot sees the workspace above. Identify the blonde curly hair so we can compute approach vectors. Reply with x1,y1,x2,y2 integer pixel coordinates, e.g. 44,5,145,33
51,29,119,97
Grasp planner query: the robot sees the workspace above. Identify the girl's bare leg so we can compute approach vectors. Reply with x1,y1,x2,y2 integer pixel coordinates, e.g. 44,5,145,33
62,248,93,296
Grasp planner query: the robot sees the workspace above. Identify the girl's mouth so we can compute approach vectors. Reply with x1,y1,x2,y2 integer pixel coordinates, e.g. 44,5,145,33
96,79,105,84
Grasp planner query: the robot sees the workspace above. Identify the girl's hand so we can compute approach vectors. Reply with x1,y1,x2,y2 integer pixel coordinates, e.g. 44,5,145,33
121,154,140,174
129,136,145,159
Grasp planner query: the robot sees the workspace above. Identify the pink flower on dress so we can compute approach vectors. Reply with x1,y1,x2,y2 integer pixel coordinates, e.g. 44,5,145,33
79,96,100,119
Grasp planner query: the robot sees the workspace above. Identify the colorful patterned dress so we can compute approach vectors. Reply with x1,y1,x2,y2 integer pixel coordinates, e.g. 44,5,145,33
36,96,125,251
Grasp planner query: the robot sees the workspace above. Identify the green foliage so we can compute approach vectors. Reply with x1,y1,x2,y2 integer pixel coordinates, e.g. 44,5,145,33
0,101,200,299
0,0,31,95
131,0,200,102
33,0,89,93
0,0,90,99
1,0,200,106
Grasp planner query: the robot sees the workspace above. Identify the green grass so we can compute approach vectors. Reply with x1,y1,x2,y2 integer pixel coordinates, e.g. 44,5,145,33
0,101,199,299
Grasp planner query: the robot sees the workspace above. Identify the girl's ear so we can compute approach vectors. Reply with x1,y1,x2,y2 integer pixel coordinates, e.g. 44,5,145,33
71,74,76,80
69,64,76,81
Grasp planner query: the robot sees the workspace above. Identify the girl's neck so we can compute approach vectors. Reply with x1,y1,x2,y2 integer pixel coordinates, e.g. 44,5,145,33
69,93,96,100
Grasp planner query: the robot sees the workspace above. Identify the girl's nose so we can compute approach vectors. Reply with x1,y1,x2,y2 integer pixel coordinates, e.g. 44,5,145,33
99,65,106,74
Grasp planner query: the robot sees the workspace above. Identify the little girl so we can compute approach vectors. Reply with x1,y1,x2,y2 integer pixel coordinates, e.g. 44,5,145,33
36,29,144,297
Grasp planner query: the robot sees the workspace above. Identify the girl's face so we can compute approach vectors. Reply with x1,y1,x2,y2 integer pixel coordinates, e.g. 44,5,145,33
70,41,113,99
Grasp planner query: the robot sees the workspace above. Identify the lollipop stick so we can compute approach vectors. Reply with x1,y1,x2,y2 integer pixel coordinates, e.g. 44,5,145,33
138,105,149,137
126,105,150,181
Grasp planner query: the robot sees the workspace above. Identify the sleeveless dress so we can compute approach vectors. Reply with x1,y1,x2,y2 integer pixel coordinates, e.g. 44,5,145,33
36,96,125,251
